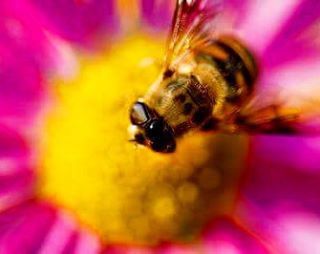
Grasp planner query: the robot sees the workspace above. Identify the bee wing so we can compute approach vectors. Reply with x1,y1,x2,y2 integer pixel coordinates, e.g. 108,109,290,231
164,0,221,69
238,62,320,134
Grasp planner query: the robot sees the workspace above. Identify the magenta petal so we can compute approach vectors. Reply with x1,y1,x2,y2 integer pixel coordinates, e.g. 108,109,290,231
104,243,153,253
60,233,78,254
30,0,118,47
104,218,268,254
201,218,269,254
271,211,320,253
244,136,320,210
0,169,34,203
140,0,252,31
238,0,320,84
0,45,44,125
262,0,320,69
0,125,34,211
155,218,268,253
0,202,56,254
0,201,101,254
239,0,299,52
36,211,77,254
38,211,101,254
0,1,76,125
0,1,60,122
141,0,173,30
0,125,28,158
73,231,101,254
237,135,320,252
262,0,320,68
251,136,320,173
237,203,320,253
224,0,249,11
248,59,320,135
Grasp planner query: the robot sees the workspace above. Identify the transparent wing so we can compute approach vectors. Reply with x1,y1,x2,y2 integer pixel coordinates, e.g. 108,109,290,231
237,62,320,135
164,0,222,69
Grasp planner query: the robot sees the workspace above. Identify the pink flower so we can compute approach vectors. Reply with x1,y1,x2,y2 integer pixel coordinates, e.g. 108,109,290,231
1,0,320,253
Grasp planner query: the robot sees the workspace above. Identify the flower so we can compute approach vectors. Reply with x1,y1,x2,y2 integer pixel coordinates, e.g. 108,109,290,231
1,0,320,253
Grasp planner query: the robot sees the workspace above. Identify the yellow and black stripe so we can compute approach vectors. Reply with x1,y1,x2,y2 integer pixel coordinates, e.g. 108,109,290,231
195,35,258,103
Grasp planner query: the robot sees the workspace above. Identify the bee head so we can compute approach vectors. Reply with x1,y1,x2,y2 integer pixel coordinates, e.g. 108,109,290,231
129,101,176,153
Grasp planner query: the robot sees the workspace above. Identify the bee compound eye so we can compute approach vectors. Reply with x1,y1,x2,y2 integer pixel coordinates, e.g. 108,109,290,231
146,120,165,139
130,102,149,126
150,135,176,153
151,140,167,152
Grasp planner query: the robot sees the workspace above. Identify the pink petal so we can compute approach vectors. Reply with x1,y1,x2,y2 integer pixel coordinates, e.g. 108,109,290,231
140,0,173,30
253,137,320,174
103,218,268,254
104,243,154,253
237,135,320,252
0,125,34,211
60,233,78,254
0,30,45,124
139,0,251,31
236,0,320,93
244,136,320,207
38,210,101,254
239,0,302,54
73,229,101,254
0,201,102,254
30,0,118,47
37,211,77,254
253,136,320,173
0,0,76,123
261,0,320,69
201,218,269,254
0,202,57,254
155,218,269,253
237,203,320,253
274,211,320,253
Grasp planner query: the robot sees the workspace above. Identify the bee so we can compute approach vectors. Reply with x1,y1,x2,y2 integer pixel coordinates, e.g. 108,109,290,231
129,0,299,153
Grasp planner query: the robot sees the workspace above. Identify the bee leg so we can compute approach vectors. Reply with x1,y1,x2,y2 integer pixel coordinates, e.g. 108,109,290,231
235,105,299,134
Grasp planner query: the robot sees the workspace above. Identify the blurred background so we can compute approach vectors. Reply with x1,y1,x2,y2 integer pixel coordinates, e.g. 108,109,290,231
0,1,319,253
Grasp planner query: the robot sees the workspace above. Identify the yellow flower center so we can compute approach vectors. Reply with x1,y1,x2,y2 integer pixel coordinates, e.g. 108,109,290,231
37,35,249,245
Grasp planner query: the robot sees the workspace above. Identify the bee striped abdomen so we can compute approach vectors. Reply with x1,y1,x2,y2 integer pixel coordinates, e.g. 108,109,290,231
195,36,258,103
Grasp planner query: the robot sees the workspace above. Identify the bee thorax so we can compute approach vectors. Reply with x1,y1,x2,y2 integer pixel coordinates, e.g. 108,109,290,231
145,72,214,136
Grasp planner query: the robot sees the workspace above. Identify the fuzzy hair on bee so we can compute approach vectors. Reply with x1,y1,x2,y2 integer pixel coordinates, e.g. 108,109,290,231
129,0,304,153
